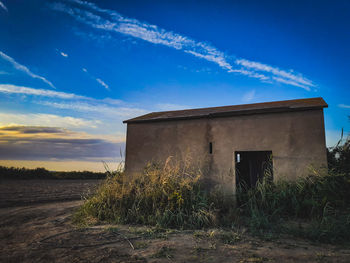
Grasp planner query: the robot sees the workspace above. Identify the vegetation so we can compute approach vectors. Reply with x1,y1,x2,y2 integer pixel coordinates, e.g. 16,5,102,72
237,171,350,243
0,166,106,180
327,129,350,175
75,136,350,244
74,159,217,229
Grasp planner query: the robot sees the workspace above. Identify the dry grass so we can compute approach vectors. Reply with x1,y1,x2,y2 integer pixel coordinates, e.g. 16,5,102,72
74,157,350,244
74,157,223,229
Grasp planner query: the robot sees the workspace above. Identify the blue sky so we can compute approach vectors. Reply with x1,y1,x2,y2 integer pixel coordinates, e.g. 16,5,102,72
0,0,349,171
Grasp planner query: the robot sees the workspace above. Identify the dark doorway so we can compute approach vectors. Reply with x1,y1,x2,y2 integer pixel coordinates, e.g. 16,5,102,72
235,151,273,190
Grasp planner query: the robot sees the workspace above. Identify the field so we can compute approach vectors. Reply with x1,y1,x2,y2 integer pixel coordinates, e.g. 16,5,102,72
0,179,101,208
1,179,350,262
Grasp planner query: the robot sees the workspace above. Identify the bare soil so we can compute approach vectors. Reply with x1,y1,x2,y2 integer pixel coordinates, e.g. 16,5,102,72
0,179,101,208
1,180,349,263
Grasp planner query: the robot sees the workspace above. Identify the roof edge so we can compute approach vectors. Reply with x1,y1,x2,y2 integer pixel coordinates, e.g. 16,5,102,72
123,97,328,124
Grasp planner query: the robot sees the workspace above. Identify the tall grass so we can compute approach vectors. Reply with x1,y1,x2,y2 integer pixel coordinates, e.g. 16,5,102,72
238,171,350,242
75,157,219,229
75,158,350,243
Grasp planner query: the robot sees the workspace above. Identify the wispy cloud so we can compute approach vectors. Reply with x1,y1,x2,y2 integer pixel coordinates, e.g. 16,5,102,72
49,0,315,90
242,90,256,102
271,77,310,91
338,104,350,109
38,101,147,118
81,67,110,90
60,51,68,57
96,78,109,90
102,97,123,105
56,48,69,57
0,84,148,118
0,84,86,100
56,49,111,92
0,51,55,89
0,112,100,129
236,59,314,91
0,1,7,12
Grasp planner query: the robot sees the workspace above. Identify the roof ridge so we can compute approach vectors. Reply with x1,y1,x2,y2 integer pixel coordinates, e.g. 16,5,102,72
124,97,327,124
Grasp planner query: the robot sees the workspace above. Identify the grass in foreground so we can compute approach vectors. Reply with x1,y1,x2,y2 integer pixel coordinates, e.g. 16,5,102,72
74,159,350,244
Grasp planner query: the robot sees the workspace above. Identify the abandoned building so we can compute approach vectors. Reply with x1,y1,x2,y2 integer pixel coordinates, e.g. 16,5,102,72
123,97,328,192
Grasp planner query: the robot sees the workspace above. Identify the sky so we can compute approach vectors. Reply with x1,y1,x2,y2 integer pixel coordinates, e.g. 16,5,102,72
0,0,349,172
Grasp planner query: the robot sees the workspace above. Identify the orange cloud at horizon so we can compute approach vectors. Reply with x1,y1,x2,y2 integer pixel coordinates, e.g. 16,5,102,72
0,125,125,168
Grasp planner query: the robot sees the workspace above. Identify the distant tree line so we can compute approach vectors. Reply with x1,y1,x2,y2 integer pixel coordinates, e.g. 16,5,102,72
0,166,107,180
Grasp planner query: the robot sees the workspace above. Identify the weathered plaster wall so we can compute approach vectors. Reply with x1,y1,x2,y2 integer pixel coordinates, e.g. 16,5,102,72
125,118,209,175
125,109,327,193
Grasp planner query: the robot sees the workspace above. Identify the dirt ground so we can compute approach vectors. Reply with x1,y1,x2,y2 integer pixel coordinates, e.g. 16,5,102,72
0,179,102,208
1,180,349,263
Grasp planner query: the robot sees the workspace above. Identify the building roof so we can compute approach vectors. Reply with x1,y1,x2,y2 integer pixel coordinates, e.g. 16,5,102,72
123,97,328,124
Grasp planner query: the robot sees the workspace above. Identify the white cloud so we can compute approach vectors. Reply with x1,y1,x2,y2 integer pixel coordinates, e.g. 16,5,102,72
0,112,100,129
185,50,232,72
56,49,69,58
60,51,68,57
338,104,350,109
0,1,7,12
229,68,270,82
81,67,110,90
0,84,147,118
242,90,256,102
272,77,310,91
51,2,233,73
49,0,315,90
102,98,123,105
236,59,314,90
38,101,148,118
0,84,87,100
96,78,109,90
0,51,55,89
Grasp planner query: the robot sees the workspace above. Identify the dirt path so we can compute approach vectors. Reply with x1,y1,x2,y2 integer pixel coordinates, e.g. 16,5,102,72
1,180,349,262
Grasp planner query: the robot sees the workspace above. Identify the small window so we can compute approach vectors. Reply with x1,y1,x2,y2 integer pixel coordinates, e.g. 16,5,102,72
209,142,213,154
